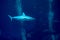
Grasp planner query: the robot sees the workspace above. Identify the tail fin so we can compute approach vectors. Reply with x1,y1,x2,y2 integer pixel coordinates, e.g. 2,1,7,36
8,15,12,21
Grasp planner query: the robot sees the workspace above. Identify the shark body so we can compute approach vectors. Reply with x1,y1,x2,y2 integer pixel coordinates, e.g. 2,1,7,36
8,12,35,21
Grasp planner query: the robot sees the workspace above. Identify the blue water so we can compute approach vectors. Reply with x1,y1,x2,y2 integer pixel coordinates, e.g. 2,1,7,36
0,0,60,40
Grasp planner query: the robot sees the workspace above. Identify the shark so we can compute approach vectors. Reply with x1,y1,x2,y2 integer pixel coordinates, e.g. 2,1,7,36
8,12,35,21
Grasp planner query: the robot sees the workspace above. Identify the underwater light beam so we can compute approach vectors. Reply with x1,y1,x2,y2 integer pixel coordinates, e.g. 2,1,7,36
48,0,55,40
16,0,22,15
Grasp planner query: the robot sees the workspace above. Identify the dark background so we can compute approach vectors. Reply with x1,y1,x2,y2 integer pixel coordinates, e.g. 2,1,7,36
0,0,60,40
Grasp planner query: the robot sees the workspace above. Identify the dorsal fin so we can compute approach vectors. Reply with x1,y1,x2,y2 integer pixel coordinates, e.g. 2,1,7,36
22,12,25,16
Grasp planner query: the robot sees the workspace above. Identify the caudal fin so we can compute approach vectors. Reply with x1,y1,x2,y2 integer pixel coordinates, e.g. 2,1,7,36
8,15,12,21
